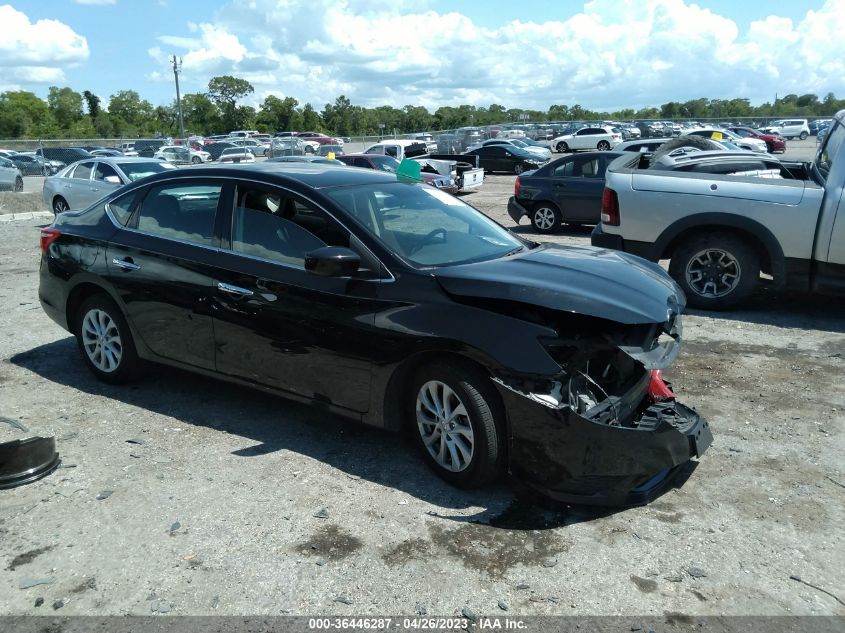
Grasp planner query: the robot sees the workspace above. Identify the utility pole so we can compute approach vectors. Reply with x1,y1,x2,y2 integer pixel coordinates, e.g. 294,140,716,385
171,55,186,140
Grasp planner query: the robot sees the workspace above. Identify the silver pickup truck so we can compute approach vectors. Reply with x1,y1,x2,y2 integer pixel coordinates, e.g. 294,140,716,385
591,109,845,309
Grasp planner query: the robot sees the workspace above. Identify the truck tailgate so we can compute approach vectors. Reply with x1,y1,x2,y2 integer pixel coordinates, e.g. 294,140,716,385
631,172,807,206
461,168,484,190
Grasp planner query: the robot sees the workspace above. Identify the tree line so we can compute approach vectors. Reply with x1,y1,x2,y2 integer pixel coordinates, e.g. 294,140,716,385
0,74,842,140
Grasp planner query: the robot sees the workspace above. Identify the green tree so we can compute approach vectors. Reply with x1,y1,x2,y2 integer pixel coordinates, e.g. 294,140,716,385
181,93,222,135
0,90,58,137
300,103,322,131
82,90,101,120
207,75,254,131
108,90,154,134
401,105,432,133
47,86,83,130
322,95,354,135
257,95,299,132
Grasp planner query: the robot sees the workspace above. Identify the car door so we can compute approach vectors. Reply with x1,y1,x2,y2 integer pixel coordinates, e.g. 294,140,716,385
0,157,16,189
104,179,223,370
210,181,379,413
61,161,96,209
572,129,592,150
551,154,616,222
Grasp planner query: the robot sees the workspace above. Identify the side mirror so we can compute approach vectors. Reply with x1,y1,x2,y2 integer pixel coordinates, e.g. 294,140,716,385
305,246,360,277
104,175,121,184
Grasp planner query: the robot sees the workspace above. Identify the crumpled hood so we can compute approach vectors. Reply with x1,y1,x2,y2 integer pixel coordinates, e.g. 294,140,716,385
434,243,685,325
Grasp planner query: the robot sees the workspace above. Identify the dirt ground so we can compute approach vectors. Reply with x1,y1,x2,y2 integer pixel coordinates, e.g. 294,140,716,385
0,139,843,622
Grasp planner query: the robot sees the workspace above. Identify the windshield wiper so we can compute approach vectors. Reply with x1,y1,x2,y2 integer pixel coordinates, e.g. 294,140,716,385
503,246,525,257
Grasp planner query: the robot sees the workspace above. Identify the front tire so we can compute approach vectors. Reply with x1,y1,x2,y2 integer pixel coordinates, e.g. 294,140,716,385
530,203,562,233
75,294,140,384
668,232,760,310
556,141,569,153
409,361,506,489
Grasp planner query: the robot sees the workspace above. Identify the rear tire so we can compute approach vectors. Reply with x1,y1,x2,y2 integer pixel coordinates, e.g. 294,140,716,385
529,203,562,234
597,140,611,151
52,196,69,215
14,177,23,192
799,131,808,140
191,156,201,164
668,231,760,310
514,163,525,175
75,294,140,384
408,360,506,489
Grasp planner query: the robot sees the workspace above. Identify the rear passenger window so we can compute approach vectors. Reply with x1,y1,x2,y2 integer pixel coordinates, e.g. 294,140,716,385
72,162,94,180
108,189,141,226
133,183,221,247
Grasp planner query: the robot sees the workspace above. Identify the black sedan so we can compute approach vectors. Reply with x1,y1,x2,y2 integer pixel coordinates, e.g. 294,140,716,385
8,153,61,176
463,145,547,174
508,151,623,233
38,163,711,505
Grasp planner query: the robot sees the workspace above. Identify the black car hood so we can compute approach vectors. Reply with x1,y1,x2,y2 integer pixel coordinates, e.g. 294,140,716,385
434,243,684,325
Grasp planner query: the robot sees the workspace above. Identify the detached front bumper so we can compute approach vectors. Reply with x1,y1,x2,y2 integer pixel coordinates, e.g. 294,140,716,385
495,376,713,506
507,196,529,224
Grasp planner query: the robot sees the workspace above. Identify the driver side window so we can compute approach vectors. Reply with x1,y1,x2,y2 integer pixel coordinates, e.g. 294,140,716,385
229,186,348,268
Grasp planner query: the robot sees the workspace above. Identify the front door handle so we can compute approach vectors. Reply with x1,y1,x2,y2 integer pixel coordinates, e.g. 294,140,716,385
217,282,254,297
112,258,140,271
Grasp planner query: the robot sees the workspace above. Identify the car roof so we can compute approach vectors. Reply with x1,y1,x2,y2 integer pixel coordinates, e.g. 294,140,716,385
89,156,167,164
140,162,395,190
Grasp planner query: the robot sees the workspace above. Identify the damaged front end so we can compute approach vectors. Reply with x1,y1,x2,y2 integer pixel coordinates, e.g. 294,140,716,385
492,311,713,506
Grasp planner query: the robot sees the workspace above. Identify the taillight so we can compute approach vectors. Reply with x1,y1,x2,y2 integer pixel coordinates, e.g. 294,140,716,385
601,187,619,225
514,176,521,197
40,227,61,254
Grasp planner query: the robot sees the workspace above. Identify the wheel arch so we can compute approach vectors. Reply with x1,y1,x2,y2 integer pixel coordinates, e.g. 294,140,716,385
381,349,507,437
65,280,122,334
655,213,785,282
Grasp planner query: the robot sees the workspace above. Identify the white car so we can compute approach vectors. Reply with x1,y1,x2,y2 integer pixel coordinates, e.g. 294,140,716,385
548,126,622,153
218,147,255,163
228,138,271,157
498,129,526,139
153,145,211,164
0,155,24,191
682,128,767,153
766,119,810,140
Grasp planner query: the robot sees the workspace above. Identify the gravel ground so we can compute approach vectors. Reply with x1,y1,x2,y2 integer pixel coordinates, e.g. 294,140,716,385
0,137,842,620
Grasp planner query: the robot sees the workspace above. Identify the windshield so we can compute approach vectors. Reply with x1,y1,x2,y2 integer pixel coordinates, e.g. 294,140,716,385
119,161,176,181
511,140,527,148
370,156,401,172
325,182,524,267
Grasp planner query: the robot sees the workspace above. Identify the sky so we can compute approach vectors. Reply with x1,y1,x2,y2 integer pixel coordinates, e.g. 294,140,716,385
1,0,844,112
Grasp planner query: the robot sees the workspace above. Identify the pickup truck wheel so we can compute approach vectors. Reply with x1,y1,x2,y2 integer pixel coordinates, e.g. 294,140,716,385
799,132,808,140
669,232,760,310
530,203,562,233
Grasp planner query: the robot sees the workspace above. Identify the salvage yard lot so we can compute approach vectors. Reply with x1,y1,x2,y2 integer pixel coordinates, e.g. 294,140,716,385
0,141,843,619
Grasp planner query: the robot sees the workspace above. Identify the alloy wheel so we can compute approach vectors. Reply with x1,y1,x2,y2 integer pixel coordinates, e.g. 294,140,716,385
53,198,68,214
533,207,556,231
416,380,474,473
81,309,123,373
598,141,610,150
685,248,742,298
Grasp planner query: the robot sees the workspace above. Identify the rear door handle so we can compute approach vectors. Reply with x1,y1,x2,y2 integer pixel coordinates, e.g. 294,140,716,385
217,282,253,297
112,258,140,271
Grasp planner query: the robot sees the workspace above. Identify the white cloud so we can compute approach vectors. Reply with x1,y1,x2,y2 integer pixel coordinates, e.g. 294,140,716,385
0,4,88,91
148,0,845,110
